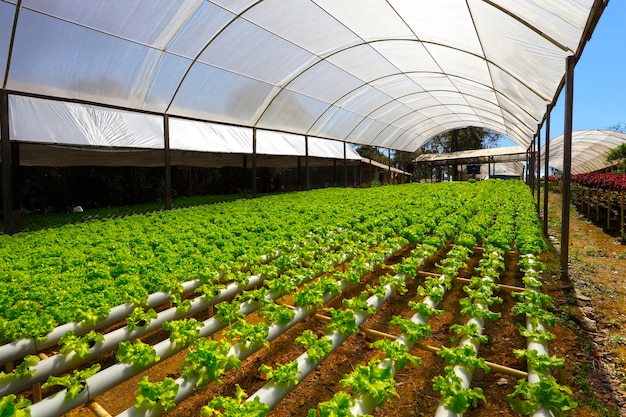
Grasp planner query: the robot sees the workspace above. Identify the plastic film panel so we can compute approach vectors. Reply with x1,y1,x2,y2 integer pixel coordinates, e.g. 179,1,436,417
257,89,330,133
371,40,440,74
9,96,164,149
169,118,252,154
367,101,414,124
243,0,361,56
170,63,278,125
470,0,568,100
315,0,414,41
256,130,305,156
309,107,367,139
326,44,401,83
22,0,202,49
308,137,360,160
0,1,14,84
488,0,587,49
335,86,396,117
168,2,236,59
198,18,317,85
285,60,365,104
8,10,164,109
390,0,483,55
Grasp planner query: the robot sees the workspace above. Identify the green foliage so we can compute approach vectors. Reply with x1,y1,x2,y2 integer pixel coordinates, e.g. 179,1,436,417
450,323,488,345
459,298,501,321
342,293,375,315
325,308,359,336
116,340,160,370
258,301,295,326
513,349,564,374
508,375,578,417
59,330,104,359
182,339,240,388
0,394,31,417
295,330,332,363
389,316,432,342
126,307,158,331
201,384,269,417
371,339,421,370
223,320,269,349
519,327,555,342
308,391,357,417
340,358,398,406
433,366,486,414
378,274,407,295
437,345,490,372
0,356,40,381
43,364,100,400
134,376,179,412
408,301,443,320
162,318,202,347
259,361,300,385
215,301,244,324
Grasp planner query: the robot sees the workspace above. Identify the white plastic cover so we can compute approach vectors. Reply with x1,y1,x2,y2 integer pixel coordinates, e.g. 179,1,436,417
2,0,601,152
542,130,626,174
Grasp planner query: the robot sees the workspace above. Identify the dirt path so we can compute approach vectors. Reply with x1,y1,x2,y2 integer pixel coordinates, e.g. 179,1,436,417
544,191,626,416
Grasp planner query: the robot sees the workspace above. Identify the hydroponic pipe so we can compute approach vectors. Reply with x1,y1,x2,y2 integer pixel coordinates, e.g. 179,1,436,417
28,247,359,417
116,247,402,417
248,282,397,409
0,279,200,365
0,250,283,365
350,278,449,415
433,316,485,417
0,274,264,396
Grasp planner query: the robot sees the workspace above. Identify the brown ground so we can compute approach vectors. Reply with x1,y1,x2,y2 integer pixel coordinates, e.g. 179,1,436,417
54,191,626,416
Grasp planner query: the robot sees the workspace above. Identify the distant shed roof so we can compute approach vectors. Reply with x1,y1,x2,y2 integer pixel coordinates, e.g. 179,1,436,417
413,146,526,166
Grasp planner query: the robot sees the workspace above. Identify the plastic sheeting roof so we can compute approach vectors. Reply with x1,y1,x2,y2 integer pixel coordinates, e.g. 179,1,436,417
542,130,626,174
1,0,604,152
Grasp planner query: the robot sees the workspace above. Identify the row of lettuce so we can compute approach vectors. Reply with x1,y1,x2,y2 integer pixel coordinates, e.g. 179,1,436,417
0,181,514,345
1,179,575,417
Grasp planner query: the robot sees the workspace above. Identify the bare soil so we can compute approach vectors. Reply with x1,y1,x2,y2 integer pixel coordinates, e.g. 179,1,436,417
56,192,626,416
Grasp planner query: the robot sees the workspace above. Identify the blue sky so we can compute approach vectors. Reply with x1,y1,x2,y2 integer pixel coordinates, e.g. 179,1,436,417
499,0,626,147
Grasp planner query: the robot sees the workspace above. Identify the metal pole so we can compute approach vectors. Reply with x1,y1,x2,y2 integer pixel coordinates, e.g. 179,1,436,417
343,141,347,187
252,128,257,198
163,114,172,210
305,135,310,191
560,56,575,280
543,106,551,235
242,155,247,196
1,90,15,235
388,148,392,185
537,128,541,214
333,159,337,187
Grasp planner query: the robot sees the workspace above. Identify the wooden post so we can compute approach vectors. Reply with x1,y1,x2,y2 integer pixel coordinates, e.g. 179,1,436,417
606,188,611,231
596,187,600,221
560,56,575,280
163,114,172,210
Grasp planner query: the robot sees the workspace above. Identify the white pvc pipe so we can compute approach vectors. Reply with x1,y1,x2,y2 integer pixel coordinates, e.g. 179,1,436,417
27,248,359,417
116,248,401,417
0,250,285,364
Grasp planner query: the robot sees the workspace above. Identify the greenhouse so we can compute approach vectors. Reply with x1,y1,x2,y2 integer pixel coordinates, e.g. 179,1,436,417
2,1,625,417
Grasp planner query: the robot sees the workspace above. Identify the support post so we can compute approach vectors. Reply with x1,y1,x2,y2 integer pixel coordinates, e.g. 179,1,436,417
1,90,14,235
543,106,550,235
388,148,392,185
305,135,310,191
252,128,257,198
242,155,247,197
537,127,541,214
163,114,172,210
343,141,347,187
560,56,575,280
333,159,337,187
